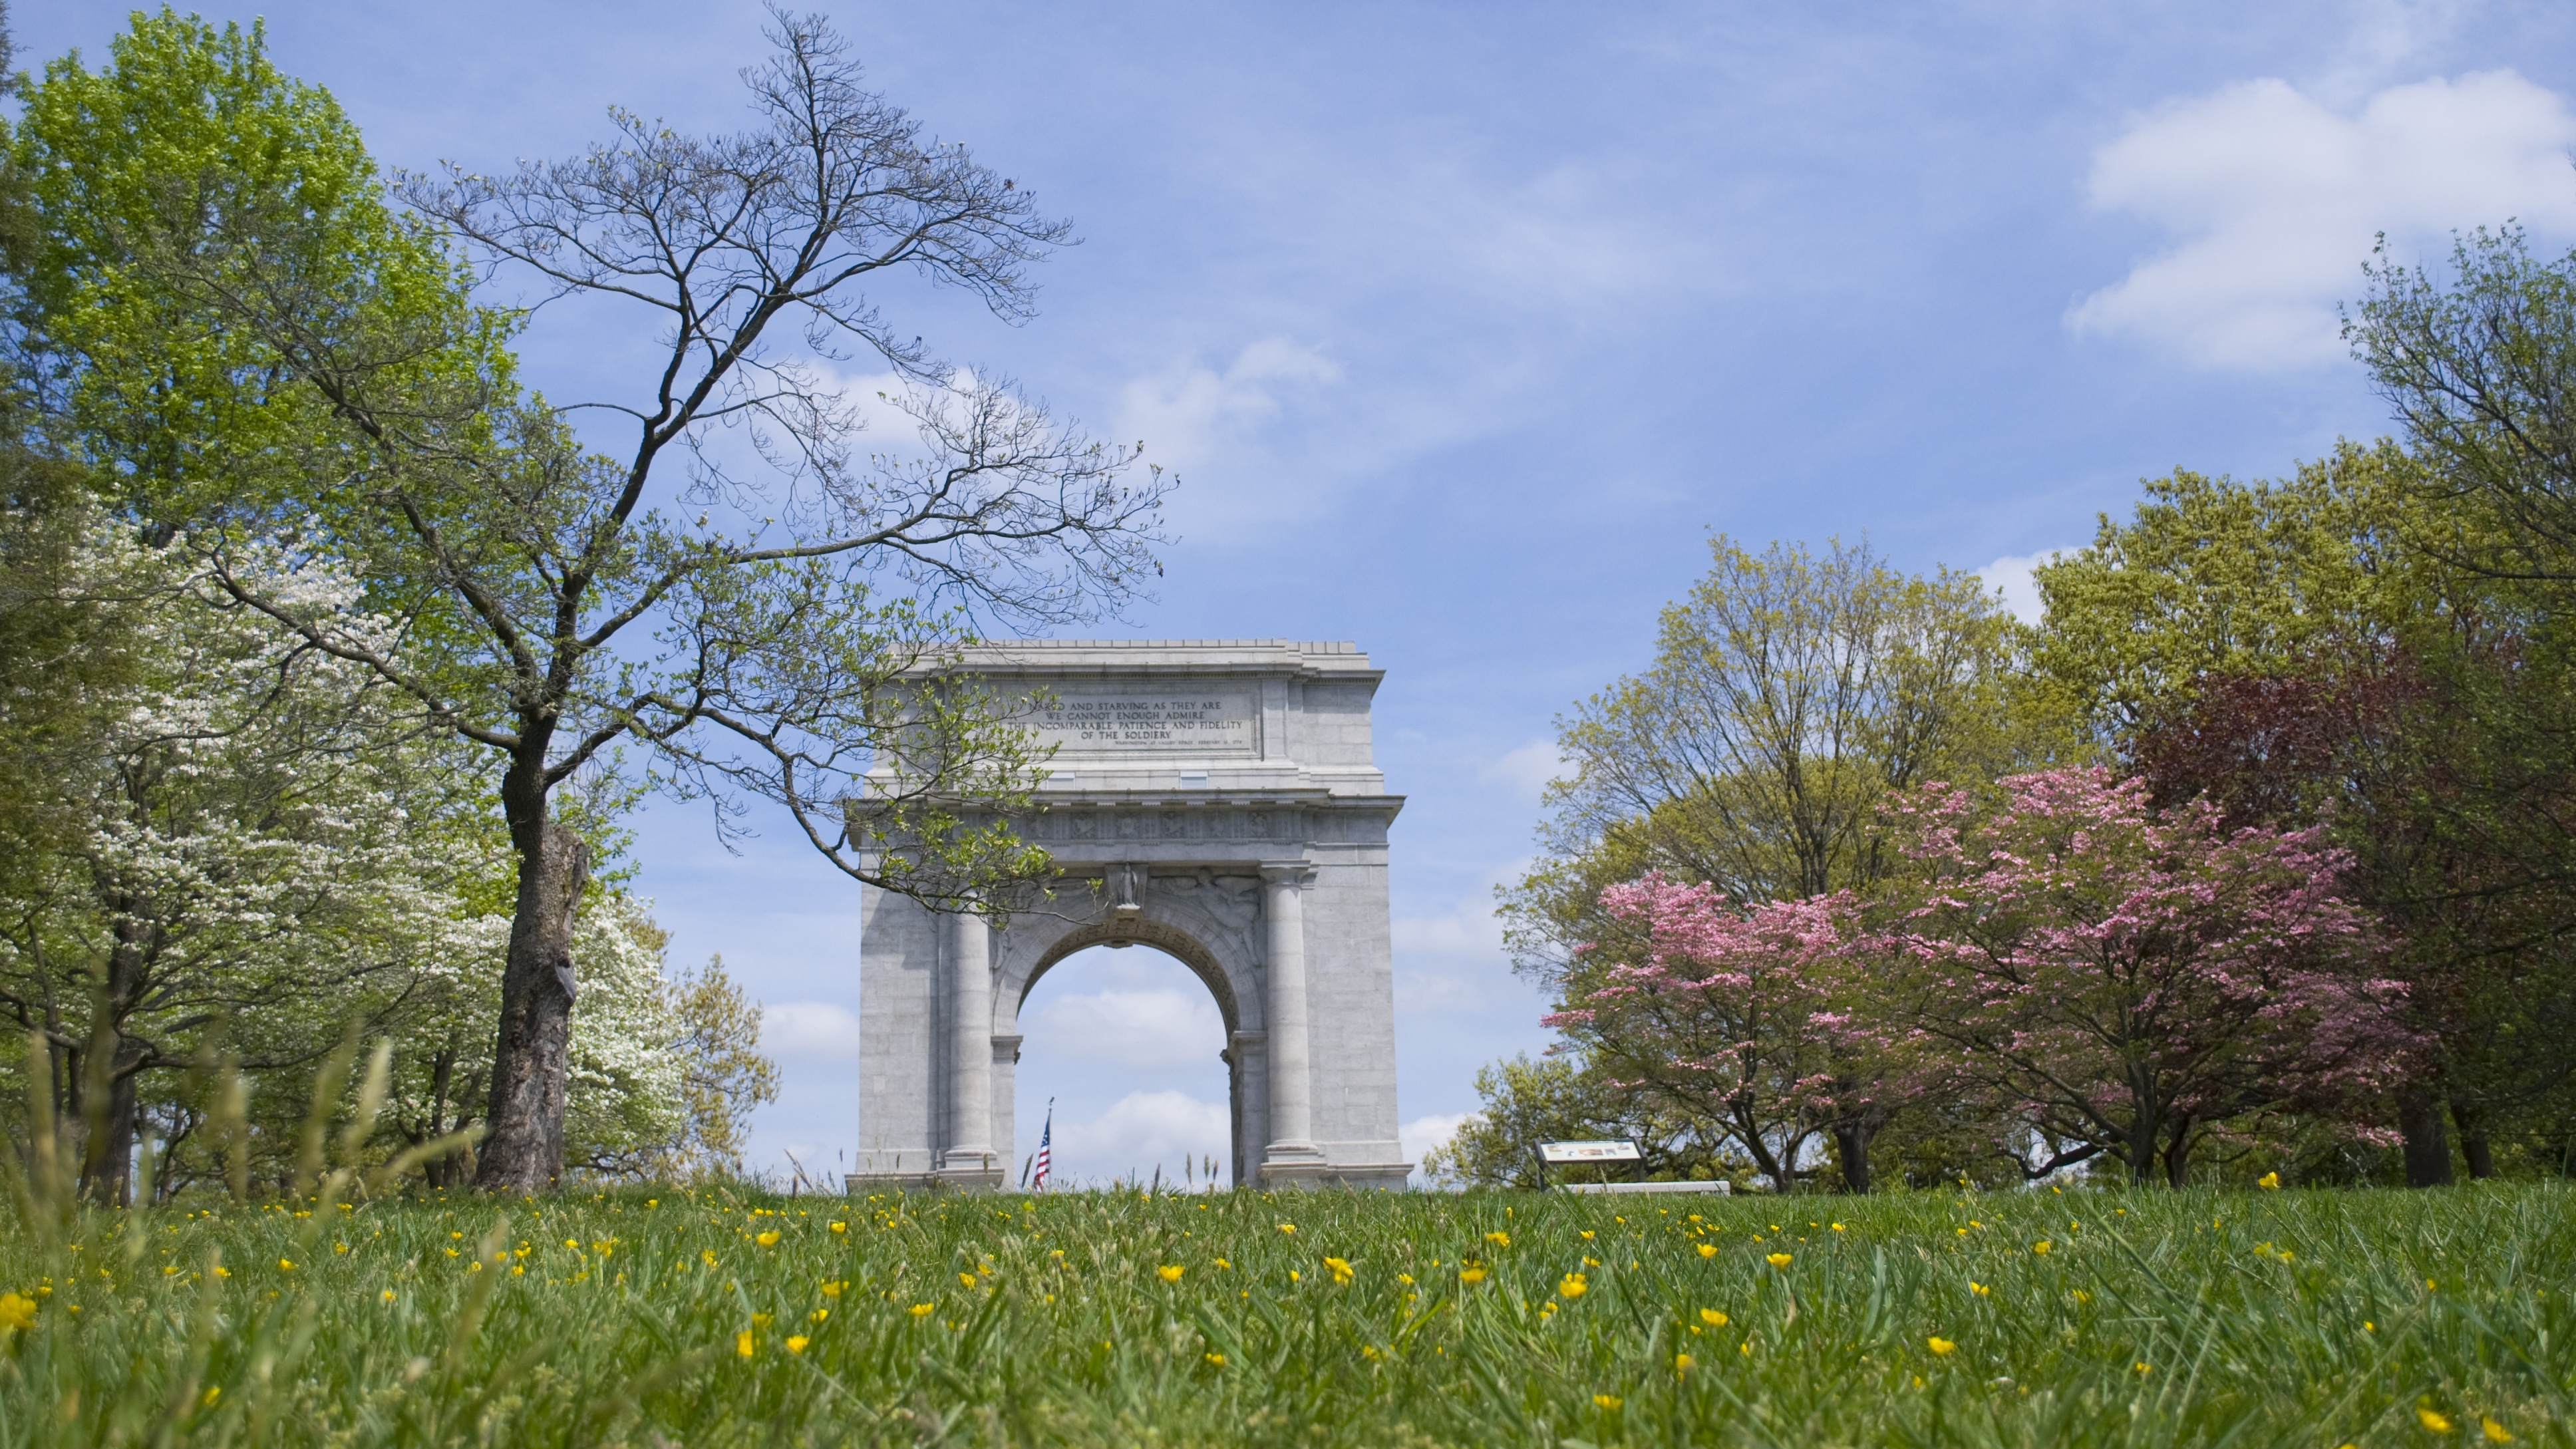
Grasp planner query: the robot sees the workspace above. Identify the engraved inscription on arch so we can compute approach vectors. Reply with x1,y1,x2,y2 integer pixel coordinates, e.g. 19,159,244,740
1031,694,1256,755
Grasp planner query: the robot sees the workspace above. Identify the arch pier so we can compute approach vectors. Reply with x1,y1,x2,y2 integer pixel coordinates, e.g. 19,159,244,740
849,640,1412,1191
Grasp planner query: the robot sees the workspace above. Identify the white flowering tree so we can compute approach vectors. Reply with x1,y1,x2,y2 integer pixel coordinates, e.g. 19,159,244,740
0,526,479,1200
0,522,748,1200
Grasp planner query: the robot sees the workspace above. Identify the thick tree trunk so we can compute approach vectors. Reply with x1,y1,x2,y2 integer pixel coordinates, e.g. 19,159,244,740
75,930,152,1205
2161,1114,2194,1188
2127,1114,2161,1185
2451,1098,2495,1180
2396,1086,2454,1188
474,811,590,1194
1831,1108,1887,1194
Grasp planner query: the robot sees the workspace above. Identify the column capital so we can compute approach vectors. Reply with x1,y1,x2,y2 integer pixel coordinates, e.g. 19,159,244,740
1257,861,1315,886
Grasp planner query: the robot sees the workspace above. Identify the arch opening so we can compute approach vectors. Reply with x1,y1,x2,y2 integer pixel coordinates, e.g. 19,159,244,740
1013,941,1242,1188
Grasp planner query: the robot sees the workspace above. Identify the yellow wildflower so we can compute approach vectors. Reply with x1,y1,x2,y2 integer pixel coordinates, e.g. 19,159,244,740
1971,1281,1990,1296
1325,1257,1353,1284
0,1293,35,1333
1592,1394,1622,1410
1675,1353,1694,1370
1767,1253,1793,1268
1459,1265,1488,1284
908,1303,934,1317
379,1289,397,1305
2258,1171,2281,1190
2418,1408,2454,1434
201,1386,221,1408
810,1307,829,1323
278,1259,295,1271
2484,1416,2513,1442
1157,1265,1185,1283
1486,1231,1510,1246
1277,1222,1297,1234
828,1221,848,1234
1699,1308,1729,1327
736,1331,756,1358
821,1280,846,1297
701,1249,718,1268
1205,1352,1225,1366
959,1272,977,1287
785,1335,810,1354
2135,1362,2152,1374
1580,1230,1594,1239
1697,1243,1717,1258
1559,1272,1588,1299
1927,1336,1955,1355
756,1231,781,1247
2032,1241,2051,1255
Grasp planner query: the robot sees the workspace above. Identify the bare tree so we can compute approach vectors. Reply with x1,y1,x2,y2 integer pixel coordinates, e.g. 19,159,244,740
159,10,1170,1192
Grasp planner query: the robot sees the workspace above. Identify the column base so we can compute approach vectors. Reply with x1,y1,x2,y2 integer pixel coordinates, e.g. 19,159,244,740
844,1171,935,1194
1259,1157,1414,1190
933,1150,1007,1192
930,1166,1008,1192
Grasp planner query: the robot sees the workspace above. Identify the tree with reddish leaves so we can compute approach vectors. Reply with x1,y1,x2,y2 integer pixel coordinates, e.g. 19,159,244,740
2128,652,2576,1183
1875,767,2412,1186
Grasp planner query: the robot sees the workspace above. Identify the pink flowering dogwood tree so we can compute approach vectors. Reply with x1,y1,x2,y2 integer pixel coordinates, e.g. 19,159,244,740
1545,874,1889,1191
1877,767,2411,1185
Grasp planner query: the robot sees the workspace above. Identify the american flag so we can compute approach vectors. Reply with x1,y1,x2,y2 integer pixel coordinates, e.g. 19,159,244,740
1031,1100,1054,1190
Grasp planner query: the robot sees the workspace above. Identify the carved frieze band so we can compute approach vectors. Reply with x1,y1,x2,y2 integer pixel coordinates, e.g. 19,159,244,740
1007,806,1390,846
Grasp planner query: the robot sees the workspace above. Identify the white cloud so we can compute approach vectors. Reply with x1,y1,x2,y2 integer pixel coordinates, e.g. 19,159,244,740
2070,70,2576,370
1400,1112,1470,1168
758,1000,862,1062
1478,739,1567,802
1975,549,2076,625
1113,337,1342,479
1391,900,1503,968
1056,1090,1230,1186
1022,985,1227,1069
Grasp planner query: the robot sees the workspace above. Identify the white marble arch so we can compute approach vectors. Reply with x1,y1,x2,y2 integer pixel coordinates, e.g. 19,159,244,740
848,639,1412,1192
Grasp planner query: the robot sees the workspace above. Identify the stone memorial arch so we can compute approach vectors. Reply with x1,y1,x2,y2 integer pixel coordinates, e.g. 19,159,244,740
850,640,1413,1191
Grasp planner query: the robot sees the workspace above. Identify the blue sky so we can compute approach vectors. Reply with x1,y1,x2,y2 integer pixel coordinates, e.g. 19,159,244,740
23,1,2576,1185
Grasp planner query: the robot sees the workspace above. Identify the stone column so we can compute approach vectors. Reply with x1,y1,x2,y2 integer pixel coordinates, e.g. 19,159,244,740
1260,864,1323,1166
943,908,995,1176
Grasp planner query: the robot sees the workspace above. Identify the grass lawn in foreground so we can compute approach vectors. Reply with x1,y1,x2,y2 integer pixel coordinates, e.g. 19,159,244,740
0,1182,2569,1446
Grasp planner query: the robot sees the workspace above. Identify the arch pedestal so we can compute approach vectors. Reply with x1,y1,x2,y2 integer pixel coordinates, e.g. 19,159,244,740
848,641,1412,1191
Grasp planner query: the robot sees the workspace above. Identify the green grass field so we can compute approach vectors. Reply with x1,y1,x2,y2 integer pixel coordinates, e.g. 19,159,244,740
1,1182,2569,1446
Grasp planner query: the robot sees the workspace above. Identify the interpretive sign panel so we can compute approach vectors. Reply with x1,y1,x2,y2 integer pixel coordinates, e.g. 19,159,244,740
1032,693,1257,754
1538,1140,1642,1164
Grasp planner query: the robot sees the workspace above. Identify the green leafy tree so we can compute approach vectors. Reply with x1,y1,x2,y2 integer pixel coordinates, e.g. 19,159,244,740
1506,536,2022,976
2349,225,2576,619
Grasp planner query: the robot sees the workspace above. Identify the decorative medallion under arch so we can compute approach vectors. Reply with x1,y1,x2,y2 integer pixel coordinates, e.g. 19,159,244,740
849,641,1413,1192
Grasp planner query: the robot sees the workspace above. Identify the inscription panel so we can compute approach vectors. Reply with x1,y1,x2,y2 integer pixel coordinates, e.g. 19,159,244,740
1033,693,1256,755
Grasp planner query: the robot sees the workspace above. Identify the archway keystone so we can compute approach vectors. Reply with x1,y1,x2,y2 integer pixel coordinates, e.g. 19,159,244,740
850,640,1412,1190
